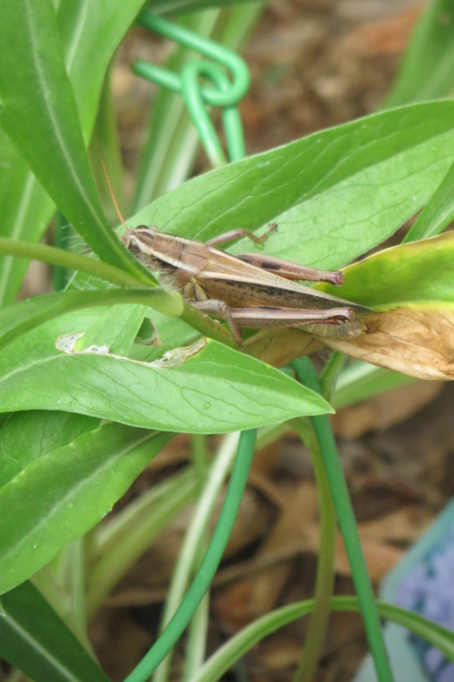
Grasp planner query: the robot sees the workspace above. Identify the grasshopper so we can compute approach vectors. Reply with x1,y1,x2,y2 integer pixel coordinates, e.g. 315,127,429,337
122,223,370,347
98,152,369,347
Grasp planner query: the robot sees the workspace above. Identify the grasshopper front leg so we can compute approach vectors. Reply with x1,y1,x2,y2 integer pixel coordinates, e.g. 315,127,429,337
190,299,245,349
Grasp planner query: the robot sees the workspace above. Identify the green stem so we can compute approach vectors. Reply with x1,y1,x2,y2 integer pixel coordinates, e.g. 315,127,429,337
53,213,70,291
293,358,394,682
0,237,147,287
183,592,209,680
320,351,348,401
152,434,210,682
291,420,336,682
124,430,257,682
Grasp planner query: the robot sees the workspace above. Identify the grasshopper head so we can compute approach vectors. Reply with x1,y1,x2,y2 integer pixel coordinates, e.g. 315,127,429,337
122,225,158,257
122,225,166,275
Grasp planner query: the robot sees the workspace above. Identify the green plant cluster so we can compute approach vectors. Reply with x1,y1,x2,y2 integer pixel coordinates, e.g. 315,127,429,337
1,1,454,681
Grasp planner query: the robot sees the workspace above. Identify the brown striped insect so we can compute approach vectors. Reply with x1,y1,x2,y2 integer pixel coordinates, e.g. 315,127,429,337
99,152,369,348
122,223,370,347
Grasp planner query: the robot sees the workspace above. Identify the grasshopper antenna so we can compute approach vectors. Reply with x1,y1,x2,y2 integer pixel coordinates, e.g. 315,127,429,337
97,148,129,231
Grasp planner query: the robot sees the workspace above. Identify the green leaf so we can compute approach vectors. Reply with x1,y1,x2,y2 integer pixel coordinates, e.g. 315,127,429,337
130,101,454,272
153,0,263,15
0,0,138,272
56,0,146,143
380,1,454,247
403,159,454,242
0,581,109,682
87,468,197,615
0,411,98,488
321,231,454,308
0,288,183,352
0,0,148,304
0,130,55,307
332,362,417,410
0,424,171,595
384,0,454,107
190,596,454,682
0,309,332,432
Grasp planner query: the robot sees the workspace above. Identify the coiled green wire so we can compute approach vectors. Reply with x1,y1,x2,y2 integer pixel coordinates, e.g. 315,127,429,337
133,12,249,166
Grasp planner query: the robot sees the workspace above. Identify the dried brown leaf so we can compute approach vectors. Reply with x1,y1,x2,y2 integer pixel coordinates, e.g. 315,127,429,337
322,306,454,380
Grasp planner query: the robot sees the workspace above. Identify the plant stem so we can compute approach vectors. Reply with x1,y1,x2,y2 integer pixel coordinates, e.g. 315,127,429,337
0,237,146,287
124,430,256,682
293,358,394,682
291,419,336,682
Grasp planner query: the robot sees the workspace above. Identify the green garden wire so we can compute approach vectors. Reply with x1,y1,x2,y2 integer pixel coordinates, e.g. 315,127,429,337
133,13,248,165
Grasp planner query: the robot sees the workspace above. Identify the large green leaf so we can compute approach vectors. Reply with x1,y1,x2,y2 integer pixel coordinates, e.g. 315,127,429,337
321,231,454,308
0,0,148,304
0,307,331,432
130,101,454,272
0,0,141,273
0,581,109,681
0,425,171,595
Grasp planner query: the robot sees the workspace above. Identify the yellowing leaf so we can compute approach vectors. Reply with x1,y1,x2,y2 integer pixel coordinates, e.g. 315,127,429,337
322,306,454,380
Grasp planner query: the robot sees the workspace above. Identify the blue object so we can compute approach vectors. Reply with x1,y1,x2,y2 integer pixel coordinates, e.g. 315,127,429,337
354,499,454,682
